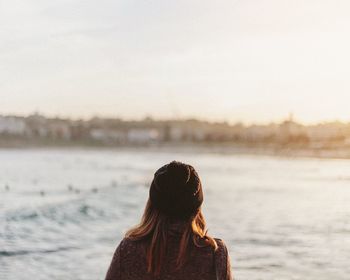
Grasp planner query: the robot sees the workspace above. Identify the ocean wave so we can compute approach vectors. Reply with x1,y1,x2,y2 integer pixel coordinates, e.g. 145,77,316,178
0,246,77,257
5,201,107,224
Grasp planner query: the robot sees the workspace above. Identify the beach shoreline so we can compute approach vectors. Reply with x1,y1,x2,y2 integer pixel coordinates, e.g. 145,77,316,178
1,142,350,160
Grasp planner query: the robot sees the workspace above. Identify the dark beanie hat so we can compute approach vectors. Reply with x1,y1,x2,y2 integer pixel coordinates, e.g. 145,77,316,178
149,160,203,219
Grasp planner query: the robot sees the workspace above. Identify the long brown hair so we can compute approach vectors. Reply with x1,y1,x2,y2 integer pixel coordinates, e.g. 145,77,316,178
125,198,218,276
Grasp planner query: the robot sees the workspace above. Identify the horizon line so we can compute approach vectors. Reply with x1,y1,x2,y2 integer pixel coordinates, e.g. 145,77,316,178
1,111,350,127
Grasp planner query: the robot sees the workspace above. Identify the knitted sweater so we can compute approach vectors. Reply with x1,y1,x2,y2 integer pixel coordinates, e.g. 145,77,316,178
105,224,233,280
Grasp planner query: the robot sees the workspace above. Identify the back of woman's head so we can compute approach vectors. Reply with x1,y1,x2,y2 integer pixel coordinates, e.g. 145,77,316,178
149,160,203,219
126,160,217,276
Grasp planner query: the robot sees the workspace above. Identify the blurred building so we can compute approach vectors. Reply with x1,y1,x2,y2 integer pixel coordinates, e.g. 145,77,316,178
90,129,127,144
127,128,159,144
307,123,345,142
0,116,27,135
242,124,277,142
47,121,72,140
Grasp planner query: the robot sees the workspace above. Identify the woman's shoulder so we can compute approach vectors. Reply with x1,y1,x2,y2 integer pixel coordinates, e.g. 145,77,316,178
105,237,147,280
119,236,134,246
117,236,147,255
213,238,229,258
117,236,137,249
213,238,233,280
214,238,228,251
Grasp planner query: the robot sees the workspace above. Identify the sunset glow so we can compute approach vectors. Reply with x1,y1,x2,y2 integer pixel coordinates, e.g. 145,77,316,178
1,0,350,124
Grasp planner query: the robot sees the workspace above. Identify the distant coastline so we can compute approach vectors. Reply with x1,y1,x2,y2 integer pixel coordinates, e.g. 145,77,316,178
1,113,350,160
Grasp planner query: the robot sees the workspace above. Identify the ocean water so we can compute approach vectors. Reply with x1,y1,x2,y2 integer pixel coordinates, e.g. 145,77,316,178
0,148,349,280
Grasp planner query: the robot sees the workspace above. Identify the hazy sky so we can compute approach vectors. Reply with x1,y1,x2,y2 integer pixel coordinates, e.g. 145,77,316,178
1,0,350,124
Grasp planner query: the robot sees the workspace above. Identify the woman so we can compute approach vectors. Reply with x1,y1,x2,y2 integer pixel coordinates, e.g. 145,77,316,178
105,160,233,280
